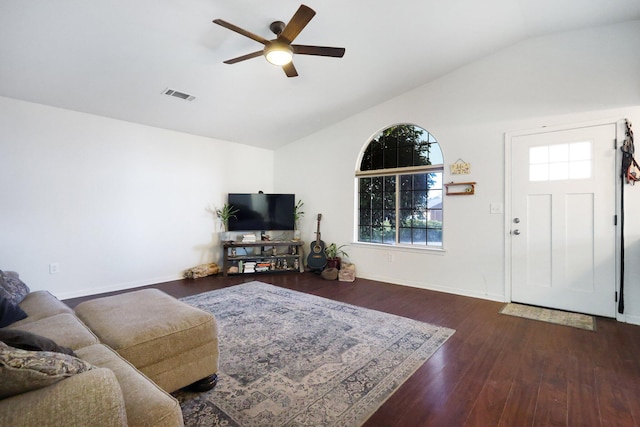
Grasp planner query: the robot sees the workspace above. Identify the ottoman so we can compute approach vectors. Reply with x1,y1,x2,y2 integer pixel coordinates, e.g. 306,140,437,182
75,288,218,393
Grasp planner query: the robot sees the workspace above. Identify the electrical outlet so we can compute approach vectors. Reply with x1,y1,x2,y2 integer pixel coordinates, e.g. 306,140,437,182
387,253,394,262
49,263,59,274
490,203,503,214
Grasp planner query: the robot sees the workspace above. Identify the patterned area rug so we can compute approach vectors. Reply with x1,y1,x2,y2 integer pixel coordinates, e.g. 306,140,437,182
174,281,454,427
500,303,596,331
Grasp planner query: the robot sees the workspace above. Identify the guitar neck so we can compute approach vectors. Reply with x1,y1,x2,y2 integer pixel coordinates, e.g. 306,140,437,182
315,214,322,244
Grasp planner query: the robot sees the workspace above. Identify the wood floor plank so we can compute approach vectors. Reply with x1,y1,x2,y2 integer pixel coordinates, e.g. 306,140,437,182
63,273,640,426
533,358,569,427
463,317,527,426
499,323,550,426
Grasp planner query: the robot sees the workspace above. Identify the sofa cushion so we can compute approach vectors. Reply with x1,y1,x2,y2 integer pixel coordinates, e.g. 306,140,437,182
76,344,184,427
0,329,76,356
0,296,27,327
0,271,30,305
15,290,74,326
0,367,128,427
0,342,95,399
7,313,99,351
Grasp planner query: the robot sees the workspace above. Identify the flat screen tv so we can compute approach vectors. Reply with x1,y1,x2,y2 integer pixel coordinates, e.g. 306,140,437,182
227,193,295,231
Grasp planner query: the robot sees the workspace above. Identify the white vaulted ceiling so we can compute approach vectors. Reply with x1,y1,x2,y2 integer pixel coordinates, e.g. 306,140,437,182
1,0,639,149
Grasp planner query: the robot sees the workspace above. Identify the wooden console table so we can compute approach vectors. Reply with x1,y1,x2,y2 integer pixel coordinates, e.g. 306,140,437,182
222,240,305,276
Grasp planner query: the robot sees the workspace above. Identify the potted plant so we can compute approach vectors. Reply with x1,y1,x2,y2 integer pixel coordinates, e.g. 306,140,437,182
324,243,349,270
216,203,239,240
293,199,304,240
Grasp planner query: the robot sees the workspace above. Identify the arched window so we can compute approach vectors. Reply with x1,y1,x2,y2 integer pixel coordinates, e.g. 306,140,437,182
356,124,444,247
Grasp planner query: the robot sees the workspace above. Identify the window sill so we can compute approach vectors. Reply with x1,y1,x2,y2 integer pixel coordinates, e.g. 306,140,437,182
351,241,446,255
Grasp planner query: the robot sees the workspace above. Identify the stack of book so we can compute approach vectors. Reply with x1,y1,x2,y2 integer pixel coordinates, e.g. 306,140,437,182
241,234,257,243
255,262,271,272
243,261,256,273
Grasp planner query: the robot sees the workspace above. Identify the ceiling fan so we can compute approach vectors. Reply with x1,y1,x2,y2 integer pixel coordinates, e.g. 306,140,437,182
213,4,345,77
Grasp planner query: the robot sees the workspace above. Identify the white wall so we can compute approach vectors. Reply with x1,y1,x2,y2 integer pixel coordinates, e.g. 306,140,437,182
2,21,640,321
0,96,274,299
275,21,640,321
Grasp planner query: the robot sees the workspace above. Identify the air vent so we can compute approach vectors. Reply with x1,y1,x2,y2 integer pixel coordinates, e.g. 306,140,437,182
162,88,196,101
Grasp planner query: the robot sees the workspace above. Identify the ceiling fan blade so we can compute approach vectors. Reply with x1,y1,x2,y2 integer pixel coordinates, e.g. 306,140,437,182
292,45,345,58
223,50,263,64
213,19,270,45
279,5,316,44
283,62,298,78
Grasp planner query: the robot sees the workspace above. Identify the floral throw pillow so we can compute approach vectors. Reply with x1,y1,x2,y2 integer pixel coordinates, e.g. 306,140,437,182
0,271,30,305
0,342,95,399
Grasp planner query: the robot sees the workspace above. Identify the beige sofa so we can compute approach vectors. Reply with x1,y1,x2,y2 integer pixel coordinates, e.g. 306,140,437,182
0,289,217,427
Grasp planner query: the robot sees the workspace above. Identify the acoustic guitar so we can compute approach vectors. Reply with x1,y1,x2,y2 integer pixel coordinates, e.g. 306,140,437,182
307,214,327,271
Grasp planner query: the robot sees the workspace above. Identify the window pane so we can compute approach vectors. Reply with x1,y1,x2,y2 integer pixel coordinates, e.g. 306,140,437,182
383,134,397,150
413,191,426,211
383,146,397,169
400,191,412,209
399,227,412,244
398,146,413,167
400,175,412,191
413,173,427,190
415,143,432,166
399,209,412,226
383,192,395,210
359,177,371,191
549,162,569,180
372,210,384,227
384,176,396,190
427,190,442,208
412,228,427,244
382,226,395,244
359,226,371,242
530,164,548,181
530,146,548,164
371,193,383,211
549,144,569,162
429,172,442,190
371,176,383,192
428,209,442,223
371,147,383,170
427,141,443,163
359,192,371,210
570,160,591,179
371,226,383,243
427,229,443,246
412,210,426,227
570,142,591,161
360,148,372,171
359,209,370,226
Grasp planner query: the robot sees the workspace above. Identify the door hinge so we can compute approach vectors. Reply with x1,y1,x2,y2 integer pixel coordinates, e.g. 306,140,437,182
615,291,618,302
614,214,618,226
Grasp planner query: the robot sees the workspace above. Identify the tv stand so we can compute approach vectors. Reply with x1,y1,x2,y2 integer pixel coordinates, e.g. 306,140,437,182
222,240,305,276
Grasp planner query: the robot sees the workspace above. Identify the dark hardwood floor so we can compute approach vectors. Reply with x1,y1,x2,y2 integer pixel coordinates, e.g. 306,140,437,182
65,273,640,426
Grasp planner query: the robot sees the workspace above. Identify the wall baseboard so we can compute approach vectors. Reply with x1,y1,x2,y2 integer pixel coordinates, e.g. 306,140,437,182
357,273,507,304
55,274,183,300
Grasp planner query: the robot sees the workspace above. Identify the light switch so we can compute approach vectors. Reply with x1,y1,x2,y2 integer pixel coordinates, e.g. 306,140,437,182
490,203,503,214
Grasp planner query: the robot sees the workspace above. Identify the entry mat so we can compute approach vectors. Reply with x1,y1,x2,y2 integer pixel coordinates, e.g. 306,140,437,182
500,303,596,331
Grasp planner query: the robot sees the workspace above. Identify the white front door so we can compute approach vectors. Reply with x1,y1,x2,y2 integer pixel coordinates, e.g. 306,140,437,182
510,123,618,317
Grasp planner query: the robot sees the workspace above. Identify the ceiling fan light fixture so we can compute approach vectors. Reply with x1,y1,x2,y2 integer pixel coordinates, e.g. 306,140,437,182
264,43,293,66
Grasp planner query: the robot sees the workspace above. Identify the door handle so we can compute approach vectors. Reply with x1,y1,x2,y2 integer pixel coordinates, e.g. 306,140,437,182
513,229,521,235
